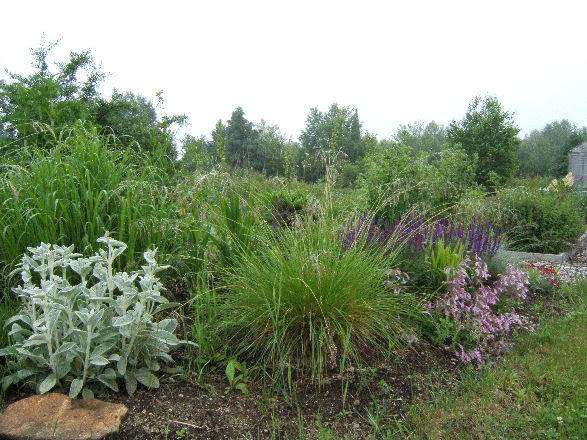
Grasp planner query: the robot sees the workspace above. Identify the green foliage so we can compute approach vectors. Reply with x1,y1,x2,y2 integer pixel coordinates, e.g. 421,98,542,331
225,358,249,394
448,96,520,189
428,147,478,208
496,186,584,253
225,106,259,169
95,91,185,158
179,134,212,171
519,119,587,177
0,124,185,278
362,143,430,220
209,193,257,268
362,143,477,220
211,120,226,164
394,120,446,155
0,235,188,397
0,42,102,152
221,219,419,385
399,281,587,439
0,43,184,159
299,104,363,182
0,296,18,349
427,240,465,290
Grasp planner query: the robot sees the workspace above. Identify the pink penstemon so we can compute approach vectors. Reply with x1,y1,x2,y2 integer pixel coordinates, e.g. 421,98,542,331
431,254,531,363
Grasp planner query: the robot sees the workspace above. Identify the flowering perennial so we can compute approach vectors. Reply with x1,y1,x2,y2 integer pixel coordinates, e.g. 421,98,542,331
429,254,530,363
341,212,501,257
524,262,561,288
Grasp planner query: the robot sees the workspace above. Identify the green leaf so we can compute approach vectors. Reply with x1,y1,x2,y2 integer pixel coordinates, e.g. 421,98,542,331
39,373,57,394
112,314,134,327
97,374,119,392
23,337,47,347
90,354,110,366
235,382,248,395
153,302,181,314
82,388,94,400
225,360,236,384
117,357,127,376
4,314,30,328
16,369,35,380
69,378,83,398
54,342,78,356
135,368,159,389
2,374,15,392
124,372,137,395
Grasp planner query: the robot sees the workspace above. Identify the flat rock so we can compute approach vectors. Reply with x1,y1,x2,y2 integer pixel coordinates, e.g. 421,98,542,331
0,393,128,440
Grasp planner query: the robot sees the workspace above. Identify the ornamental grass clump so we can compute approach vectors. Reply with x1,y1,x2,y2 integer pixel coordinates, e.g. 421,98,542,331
0,234,188,398
427,254,530,363
221,219,419,384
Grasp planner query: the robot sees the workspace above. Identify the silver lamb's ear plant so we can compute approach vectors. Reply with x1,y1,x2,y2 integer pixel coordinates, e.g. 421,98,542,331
0,234,191,398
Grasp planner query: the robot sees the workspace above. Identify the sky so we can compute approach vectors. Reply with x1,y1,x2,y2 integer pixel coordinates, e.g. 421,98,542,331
1,0,586,141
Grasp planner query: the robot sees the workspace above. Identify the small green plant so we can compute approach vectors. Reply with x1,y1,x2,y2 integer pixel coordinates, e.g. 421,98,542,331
0,234,190,398
426,240,465,292
225,358,249,395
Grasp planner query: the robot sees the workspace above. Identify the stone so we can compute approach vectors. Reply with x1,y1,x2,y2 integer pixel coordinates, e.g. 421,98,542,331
0,392,128,440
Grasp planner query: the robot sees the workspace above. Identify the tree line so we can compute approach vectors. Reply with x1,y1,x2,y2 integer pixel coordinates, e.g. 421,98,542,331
2,44,586,189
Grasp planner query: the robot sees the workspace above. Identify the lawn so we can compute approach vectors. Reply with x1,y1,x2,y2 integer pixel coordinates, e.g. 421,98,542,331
395,283,587,439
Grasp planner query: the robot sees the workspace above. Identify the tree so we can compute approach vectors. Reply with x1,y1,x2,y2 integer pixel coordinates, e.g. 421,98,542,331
179,134,211,171
518,120,587,177
224,106,258,169
95,91,179,157
394,121,446,155
256,121,289,176
299,104,363,182
1,43,185,160
0,42,103,152
447,96,520,189
211,119,226,165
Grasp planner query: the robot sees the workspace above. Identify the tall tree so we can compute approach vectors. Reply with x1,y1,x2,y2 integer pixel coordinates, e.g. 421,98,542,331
224,107,259,169
447,96,520,189
0,42,103,151
211,119,226,165
95,91,186,158
299,104,363,182
0,42,185,160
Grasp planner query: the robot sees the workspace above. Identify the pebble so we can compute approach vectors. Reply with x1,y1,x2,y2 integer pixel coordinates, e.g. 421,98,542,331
555,264,587,282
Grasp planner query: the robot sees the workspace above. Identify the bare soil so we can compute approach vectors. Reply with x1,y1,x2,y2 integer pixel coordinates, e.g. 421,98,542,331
109,345,456,439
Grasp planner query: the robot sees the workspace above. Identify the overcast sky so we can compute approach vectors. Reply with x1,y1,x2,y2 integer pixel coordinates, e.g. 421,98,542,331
1,1,586,140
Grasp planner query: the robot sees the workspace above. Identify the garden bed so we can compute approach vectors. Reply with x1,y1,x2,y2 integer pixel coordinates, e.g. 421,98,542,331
2,344,457,439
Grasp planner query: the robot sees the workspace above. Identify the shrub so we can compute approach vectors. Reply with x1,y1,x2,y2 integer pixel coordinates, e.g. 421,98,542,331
361,144,477,221
361,144,431,220
496,187,584,253
221,219,419,384
0,234,187,398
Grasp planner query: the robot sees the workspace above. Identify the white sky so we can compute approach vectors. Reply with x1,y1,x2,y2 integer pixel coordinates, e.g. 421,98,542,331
1,0,586,140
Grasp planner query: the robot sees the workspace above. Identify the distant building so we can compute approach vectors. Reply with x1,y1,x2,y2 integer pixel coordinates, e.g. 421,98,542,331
569,142,587,189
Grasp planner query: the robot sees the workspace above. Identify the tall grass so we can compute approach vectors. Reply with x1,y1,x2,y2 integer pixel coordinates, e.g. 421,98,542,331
220,218,421,385
0,124,189,281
